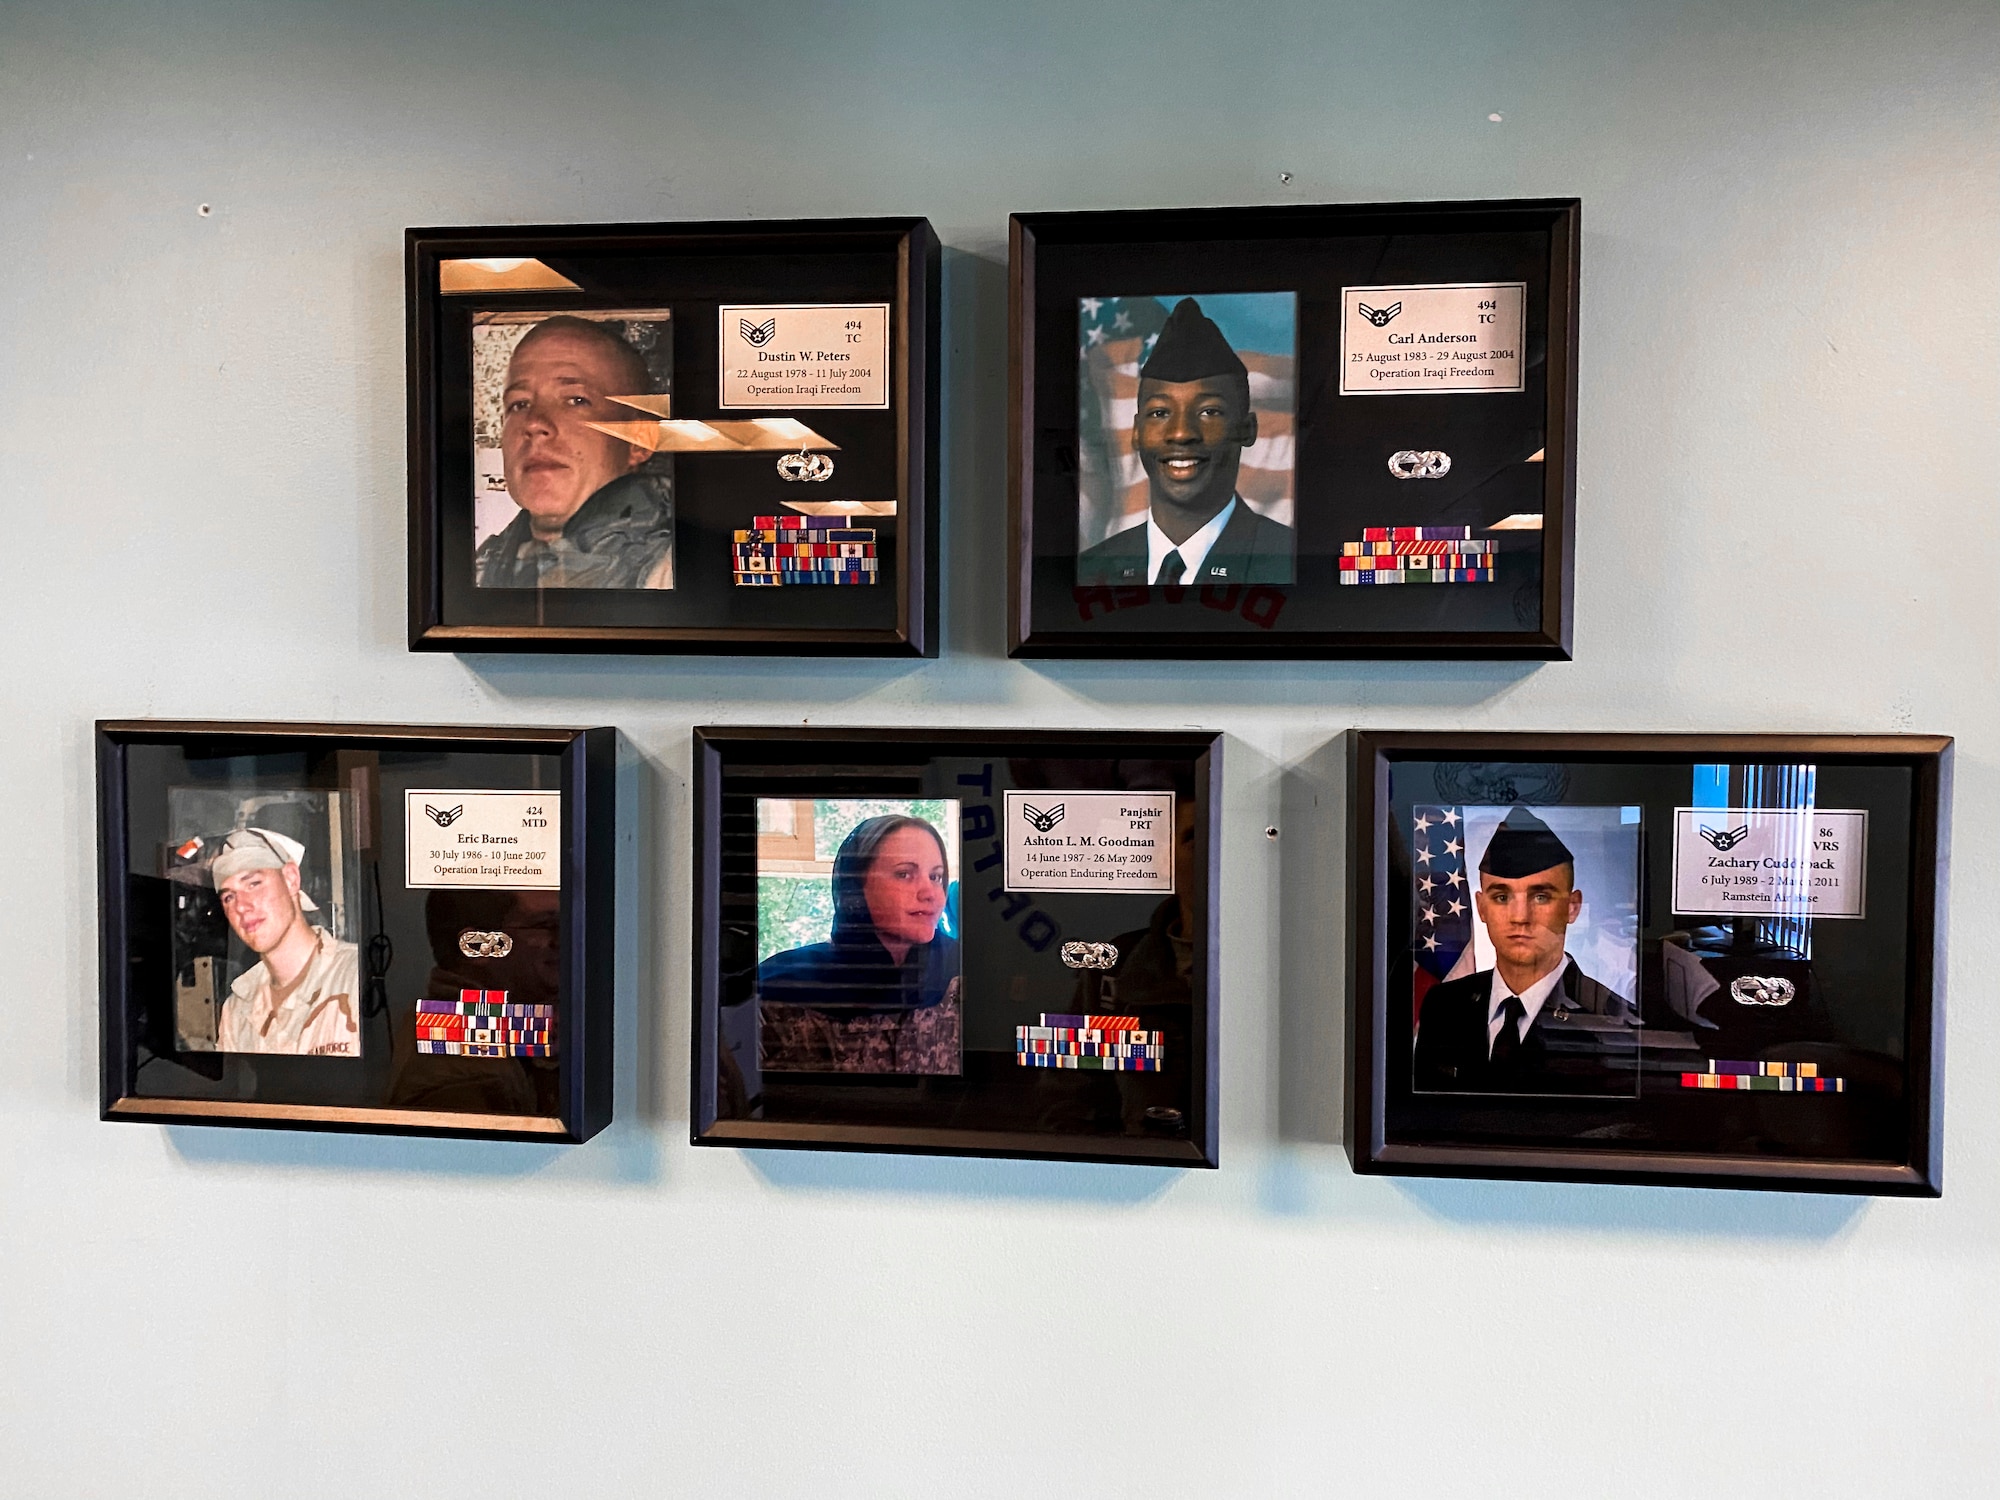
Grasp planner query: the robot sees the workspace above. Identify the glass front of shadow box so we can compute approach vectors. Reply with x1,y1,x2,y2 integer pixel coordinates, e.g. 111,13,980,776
1380,754,1930,1169
113,738,571,1127
409,218,938,653
699,740,1217,1164
1015,201,1576,656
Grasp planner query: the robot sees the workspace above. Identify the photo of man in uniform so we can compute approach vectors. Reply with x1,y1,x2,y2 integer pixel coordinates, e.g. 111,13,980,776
1412,807,1636,1096
474,313,675,590
211,828,362,1057
1076,296,1295,586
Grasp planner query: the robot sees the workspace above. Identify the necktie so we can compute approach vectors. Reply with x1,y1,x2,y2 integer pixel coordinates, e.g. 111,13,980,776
1155,551,1186,586
1489,995,1526,1070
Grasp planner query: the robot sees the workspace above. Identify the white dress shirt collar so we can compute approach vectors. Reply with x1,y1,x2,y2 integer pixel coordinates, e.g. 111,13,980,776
1485,957,1571,1058
1145,495,1238,585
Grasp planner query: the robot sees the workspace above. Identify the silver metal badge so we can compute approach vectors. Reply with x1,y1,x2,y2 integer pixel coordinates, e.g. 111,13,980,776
776,448,835,482
1729,975,1796,1006
1388,449,1452,480
1060,941,1120,971
458,929,514,959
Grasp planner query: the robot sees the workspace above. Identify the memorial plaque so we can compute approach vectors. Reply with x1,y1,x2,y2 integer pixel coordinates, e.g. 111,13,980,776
692,726,1221,1167
719,303,890,409
408,217,938,656
97,720,615,1142
1339,282,1526,395
1346,731,1949,1196
1009,199,1579,660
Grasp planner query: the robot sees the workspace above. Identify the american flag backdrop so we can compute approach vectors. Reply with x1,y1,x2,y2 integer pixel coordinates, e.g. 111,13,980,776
1076,293,1296,551
1410,805,1475,1024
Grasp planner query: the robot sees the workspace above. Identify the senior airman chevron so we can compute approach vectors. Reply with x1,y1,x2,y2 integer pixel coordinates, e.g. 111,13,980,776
1679,1073,1845,1092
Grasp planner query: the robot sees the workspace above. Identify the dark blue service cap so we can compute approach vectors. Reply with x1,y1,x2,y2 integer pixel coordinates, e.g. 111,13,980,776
1138,298,1248,385
1479,806,1575,878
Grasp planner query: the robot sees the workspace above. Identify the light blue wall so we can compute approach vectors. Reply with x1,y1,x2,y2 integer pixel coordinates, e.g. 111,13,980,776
3,3,1996,1494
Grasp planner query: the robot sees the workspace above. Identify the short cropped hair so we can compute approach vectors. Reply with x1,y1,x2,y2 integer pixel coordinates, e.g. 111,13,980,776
511,314,651,396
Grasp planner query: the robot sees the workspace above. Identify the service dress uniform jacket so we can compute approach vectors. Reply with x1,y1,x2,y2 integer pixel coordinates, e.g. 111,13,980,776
1076,501,1295,586
1412,957,1635,1096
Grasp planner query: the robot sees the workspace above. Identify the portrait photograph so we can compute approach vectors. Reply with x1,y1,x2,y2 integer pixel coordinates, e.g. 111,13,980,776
1409,802,1642,1098
1074,290,1296,586
164,787,363,1059
755,796,963,1075
470,307,676,591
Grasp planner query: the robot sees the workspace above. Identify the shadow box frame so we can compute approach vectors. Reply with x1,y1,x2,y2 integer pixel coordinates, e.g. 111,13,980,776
407,215,941,656
1346,730,1950,1195
691,725,1224,1166
1009,197,1581,660
98,719,617,1143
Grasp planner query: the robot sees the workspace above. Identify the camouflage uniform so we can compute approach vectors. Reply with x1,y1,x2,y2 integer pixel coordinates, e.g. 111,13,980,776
475,472,674,589
760,978,961,1075
218,927,361,1057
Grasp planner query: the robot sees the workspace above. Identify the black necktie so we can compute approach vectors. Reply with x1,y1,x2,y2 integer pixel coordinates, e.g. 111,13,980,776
1155,552,1186,586
1489,995,1526,1070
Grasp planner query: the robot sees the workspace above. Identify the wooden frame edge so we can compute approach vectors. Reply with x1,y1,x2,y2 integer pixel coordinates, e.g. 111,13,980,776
1008,197,1580,661
1344,728,1950,1194
97,720,614,1145
405,216,938,658
689,725,1225,1165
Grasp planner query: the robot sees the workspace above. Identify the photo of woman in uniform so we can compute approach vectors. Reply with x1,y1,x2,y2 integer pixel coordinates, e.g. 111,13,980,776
756,802,962,1075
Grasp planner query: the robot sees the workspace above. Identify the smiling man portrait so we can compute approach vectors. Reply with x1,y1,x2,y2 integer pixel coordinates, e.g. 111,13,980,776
474,313,675,590
1076,295,1295,587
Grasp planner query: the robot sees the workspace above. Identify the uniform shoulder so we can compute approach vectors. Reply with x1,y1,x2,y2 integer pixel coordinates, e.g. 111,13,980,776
1079,523,1147,563
1421,970,1491,1015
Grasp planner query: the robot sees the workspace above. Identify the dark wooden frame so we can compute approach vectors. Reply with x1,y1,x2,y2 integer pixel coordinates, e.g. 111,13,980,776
407,216,941,656
1346,731,1950,1194
98,720,617,1143
691,726,1224,1166
1009,198,1581,659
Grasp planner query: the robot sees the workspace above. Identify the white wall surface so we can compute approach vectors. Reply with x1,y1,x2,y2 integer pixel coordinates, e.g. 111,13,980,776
3,2,1997,1494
